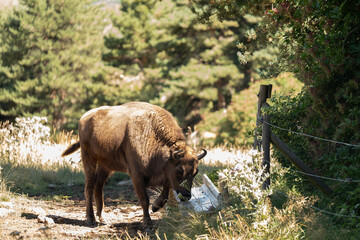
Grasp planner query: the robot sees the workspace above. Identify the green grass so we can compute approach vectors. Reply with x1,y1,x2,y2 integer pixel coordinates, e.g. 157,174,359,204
1,162,84,198
0,160,133,200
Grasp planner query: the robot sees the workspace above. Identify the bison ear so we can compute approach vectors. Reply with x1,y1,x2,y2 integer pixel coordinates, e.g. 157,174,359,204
197,149,207,160
172,150,184,161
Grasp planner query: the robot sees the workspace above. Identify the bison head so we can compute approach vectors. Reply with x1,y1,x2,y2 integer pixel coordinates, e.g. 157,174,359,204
172,147,207,180
167,144,207,198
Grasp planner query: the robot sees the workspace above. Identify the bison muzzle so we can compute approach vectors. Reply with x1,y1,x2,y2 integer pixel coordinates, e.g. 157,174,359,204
61,102,207,228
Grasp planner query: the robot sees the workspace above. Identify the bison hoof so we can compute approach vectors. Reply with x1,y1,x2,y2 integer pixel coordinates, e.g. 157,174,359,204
152,201,164,212
143,219,152,232
86,215,97,226
152,198,167,212
152,204,160,213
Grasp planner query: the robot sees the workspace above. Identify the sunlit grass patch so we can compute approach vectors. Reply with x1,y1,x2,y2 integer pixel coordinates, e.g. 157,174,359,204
0,117,83,198
202,145,253,166
0,166,12,202
192,146,254,188
0,161,84,197
156,147,324,239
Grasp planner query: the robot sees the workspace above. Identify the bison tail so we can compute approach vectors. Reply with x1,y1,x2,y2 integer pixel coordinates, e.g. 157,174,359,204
61,142,80,157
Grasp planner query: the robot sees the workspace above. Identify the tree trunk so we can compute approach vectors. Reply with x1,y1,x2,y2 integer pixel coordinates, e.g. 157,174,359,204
216,78,228,110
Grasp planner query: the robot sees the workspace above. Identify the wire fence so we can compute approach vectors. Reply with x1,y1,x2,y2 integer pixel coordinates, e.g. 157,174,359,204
257,117,360,183
309,205,360,219
256,116,360,219
181,155,360,219
262,158,360,183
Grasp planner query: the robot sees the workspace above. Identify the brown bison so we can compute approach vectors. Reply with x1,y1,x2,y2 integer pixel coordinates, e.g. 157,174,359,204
61,102,206,228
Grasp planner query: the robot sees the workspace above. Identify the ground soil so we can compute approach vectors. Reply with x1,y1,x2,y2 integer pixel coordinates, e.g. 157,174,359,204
0,181,166,239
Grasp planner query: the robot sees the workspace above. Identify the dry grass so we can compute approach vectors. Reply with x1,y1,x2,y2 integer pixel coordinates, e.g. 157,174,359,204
153,147,326,240
0,117,83,197
0,117,79,166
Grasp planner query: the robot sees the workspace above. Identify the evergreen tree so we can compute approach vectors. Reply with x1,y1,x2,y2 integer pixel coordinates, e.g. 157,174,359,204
155,0,244,124
103,0,157,74
102,0,160,102
104,0,266,128
0,0,106,130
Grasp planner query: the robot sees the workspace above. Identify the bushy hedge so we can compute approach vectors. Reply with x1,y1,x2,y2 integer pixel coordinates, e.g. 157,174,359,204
266,91,360,228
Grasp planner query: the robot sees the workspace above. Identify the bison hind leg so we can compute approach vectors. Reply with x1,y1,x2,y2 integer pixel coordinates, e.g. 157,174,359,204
94,166,112,223
82,150,98,225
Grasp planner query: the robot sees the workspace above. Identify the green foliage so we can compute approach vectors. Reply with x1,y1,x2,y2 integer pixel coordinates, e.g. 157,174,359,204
264,1,360,152
103,0,279,128
103,0,158,74
197,73,303,146
0,0,110,130
200,0,360,230
199,0,360,147
155,8,244,124
264,1,360,228
266,92,360,228
0,0,282,135
206,168,220,185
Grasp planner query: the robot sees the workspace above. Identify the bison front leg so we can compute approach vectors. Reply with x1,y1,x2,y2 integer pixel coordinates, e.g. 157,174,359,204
152,184,170,212
131,176,151,229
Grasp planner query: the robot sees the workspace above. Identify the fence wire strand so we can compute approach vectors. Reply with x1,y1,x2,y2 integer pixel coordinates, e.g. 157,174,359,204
259,117,360,148
257,117,360,181
287,167,360,183
263,155,360,184
254,88,360,219
308,205,360,218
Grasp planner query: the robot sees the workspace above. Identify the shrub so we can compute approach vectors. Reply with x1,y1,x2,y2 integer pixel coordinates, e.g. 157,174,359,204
265,91,360,228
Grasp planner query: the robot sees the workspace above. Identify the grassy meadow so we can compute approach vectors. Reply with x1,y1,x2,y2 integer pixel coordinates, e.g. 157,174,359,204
0,116,356,239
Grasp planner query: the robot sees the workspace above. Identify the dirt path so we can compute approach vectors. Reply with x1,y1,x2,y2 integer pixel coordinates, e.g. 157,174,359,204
0,182,165,239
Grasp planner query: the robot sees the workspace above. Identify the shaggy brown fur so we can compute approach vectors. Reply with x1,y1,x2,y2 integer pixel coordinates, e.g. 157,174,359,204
62,102,206,228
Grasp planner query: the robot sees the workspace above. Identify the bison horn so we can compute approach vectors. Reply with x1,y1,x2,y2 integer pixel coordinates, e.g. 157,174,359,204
197,149,207,160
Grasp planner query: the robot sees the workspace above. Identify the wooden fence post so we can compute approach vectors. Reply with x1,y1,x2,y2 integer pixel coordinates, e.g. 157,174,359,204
262,102,271,190
218,179,230,206
254,85,272,190
253,85,272,151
